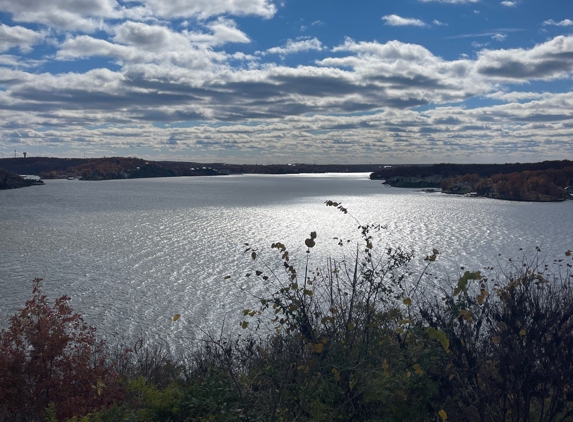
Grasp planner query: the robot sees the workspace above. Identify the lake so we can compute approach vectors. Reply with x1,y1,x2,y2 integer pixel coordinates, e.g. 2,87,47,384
1,173,572,352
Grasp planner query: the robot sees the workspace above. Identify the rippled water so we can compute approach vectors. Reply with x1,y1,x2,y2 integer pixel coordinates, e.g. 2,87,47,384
1,174,572,352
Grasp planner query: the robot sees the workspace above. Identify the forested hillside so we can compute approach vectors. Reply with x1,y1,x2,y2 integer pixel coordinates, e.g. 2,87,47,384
371,160,573,201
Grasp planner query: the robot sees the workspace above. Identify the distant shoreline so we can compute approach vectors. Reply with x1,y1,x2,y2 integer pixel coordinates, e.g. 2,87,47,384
371,160,573,202
2,158,572,202
0,156,386,181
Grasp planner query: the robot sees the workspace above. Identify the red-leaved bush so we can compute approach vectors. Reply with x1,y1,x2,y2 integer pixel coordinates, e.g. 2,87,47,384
0,279,122,421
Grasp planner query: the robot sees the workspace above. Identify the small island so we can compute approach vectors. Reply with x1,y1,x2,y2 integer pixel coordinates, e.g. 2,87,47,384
370,160,573,202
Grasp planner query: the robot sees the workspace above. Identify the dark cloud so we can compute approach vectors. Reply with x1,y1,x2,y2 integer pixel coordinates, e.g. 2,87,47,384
476,36,573,80
434,116,463,124
269,74,370,97
369,74,447,90
419,126,441,133
512,113,573,122
477,60,573,79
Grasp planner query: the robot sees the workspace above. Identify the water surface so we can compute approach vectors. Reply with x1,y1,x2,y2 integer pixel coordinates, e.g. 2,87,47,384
1,174,572,351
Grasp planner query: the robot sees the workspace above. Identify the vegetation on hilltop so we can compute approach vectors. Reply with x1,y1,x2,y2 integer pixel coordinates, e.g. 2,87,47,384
2,203,573,421
0,157,385,181
370,161,573,181
371,160,573,202
220,163,384,174
441,168,573,201
0,157,220,180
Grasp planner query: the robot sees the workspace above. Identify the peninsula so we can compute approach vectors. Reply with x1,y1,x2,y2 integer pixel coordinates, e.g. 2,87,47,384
0,168,44,190
370,160,573,202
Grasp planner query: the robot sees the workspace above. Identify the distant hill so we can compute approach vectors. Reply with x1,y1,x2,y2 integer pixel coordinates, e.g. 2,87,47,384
0,157,387,180
370,161,573,180
0,157,220,180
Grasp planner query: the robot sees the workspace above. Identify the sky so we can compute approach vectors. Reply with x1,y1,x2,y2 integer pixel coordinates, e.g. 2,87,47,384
1,0,573,164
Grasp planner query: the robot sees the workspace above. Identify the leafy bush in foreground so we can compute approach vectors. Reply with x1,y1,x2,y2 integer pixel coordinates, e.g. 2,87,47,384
0,279,122,421
421,256,573,422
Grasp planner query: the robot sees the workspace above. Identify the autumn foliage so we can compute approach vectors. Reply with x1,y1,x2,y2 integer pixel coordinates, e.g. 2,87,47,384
0,279,121,421
441,168,573,201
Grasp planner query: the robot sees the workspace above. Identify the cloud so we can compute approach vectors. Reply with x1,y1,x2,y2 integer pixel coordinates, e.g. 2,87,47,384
0,0,116,31
447,29,524,39
0,54,44,67
56,34,230,70
23,35,573,127
113,22,191,52
3,31,573,163
500,1,517,6
205,18,250,44
542,19,573,27
5,91,573,163
10,36,485,129
331,38,435,60
57,19,250,68
485,91,548,102
135,0,276,19
476,35,573,80
322,38,485,106
433,20,448,26
262,37,324,57
0,0,276,32
491,33,507,41
0,24,45,53
3,90,573,163
382,15,427,27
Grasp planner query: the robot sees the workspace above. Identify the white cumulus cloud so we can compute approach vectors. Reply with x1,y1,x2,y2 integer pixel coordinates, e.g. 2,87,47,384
0,0,276,32
135,0,276,20
0,0,116,31
262,37,324,57
0,24,45,53
382,15,427,27
542,19,573,27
